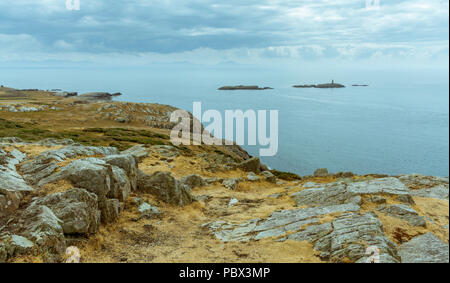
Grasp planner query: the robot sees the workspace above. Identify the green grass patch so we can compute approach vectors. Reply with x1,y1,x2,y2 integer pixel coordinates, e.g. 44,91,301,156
270,169,302,181
0,118,170,151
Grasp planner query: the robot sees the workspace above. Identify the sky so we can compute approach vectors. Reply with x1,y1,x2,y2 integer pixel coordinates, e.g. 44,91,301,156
0,0,448,68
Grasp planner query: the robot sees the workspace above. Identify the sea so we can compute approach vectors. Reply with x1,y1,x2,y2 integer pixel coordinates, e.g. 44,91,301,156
1,64,448,177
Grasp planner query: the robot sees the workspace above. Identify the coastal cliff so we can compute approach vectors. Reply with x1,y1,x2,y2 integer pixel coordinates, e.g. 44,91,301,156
0,86,448,263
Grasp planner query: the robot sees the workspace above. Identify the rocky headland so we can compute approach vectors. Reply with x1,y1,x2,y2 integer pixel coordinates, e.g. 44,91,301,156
293,81,345,89
218,85,273,90
0,85,448,263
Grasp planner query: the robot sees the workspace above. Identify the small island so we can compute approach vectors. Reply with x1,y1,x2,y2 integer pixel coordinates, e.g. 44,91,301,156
293,80,345,89
218,85,273,90
352,84,369,87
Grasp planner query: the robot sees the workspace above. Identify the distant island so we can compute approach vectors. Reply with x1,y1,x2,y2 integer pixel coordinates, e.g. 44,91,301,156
293,80,345,89
218,85,273,90
352,84,369,87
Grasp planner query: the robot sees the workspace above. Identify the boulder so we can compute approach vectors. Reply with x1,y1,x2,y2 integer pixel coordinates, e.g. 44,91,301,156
152,145,180,158
108,166,131,202
0,234,35,261
137,171,194,206
38,158,112,202
179,174,205,191
138,202,161,219
0,149,34,217
31,188,100,235
17,205,66,262
222,178,242,190
247,172,260,182
237,157,260,173
103,154,138,191
100,199,121,223
261,171,277,183
398,233,449,263
121,145,151,163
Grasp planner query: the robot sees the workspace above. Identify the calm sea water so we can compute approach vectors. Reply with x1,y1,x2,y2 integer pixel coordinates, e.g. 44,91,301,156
1,65,448,176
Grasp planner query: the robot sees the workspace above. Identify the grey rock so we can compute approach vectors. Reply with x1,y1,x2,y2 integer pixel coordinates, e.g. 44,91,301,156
287,222,333,242
179,174,205,190
100,199,120,224
17,205,66,263
0,149,33,217
138,202,161,219
104,154,138,191
108,166,131,202
314,213,399,263
398,174,449,189
7,235,35,256
35,138,75,147
261,171,277,183
21,162,59,185
247,172,260,182
0,137,25,144
237,157,260,173
38,158,112,202
206,203,360,242
409,186,449,200
228,198,239,207
347,177,411,195
222,178,242,190
398,233,449,263
152,145,180,158
377,204,426,227
137,171,194,206
31,188,100,235
204,177,224,184
396,194,416,204
38,146,119,162
291,182,355,207
368,195,387,204
121,145,150,163
302,182,319,188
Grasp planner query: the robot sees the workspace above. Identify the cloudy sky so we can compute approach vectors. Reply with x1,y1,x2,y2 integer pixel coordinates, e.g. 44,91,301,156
0,0,448,67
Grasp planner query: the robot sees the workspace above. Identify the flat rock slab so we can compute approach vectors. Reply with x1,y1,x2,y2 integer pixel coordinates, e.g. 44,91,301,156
314,213,400,263
398,233,449,263
377,204,426,227
409,186,449,200
346,177,411,195
205,203,360,242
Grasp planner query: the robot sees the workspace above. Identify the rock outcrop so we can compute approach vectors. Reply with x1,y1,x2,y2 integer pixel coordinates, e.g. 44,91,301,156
206,175,448,263
218,86,273,90
137,171,194,206
398,233,449,263
0,148,33,217
30,188,100,235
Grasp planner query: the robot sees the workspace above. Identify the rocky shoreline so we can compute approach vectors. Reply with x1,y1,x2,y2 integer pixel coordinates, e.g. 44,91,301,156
0,86,448,263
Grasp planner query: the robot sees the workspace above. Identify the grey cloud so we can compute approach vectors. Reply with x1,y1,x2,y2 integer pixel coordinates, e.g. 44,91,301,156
0,0,447,64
